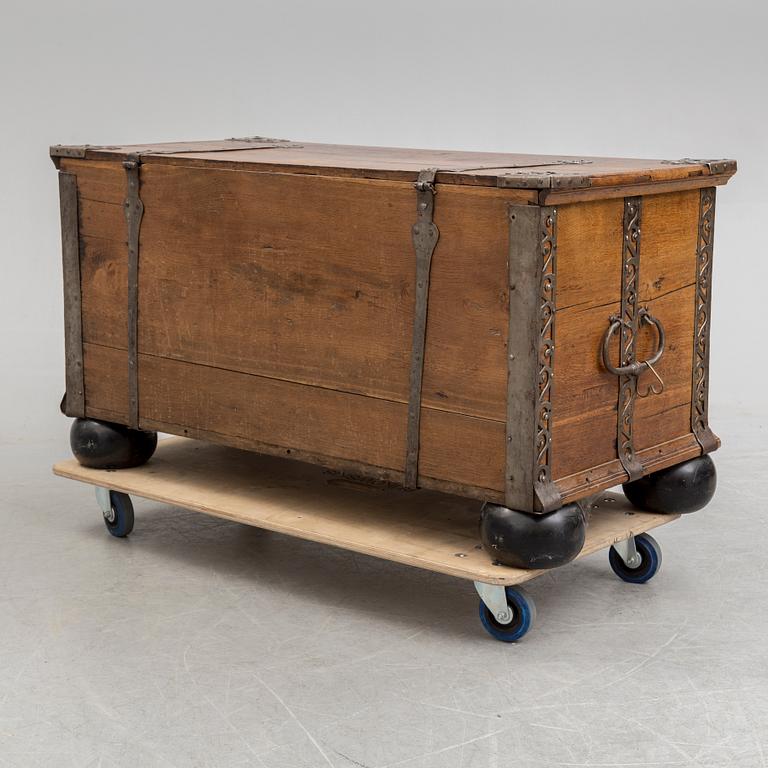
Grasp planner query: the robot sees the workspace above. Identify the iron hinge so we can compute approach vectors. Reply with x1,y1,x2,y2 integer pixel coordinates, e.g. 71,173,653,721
227,135,291,143
497,173,592,190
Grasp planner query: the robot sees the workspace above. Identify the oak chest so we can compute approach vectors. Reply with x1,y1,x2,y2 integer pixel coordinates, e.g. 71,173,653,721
52,138,735,554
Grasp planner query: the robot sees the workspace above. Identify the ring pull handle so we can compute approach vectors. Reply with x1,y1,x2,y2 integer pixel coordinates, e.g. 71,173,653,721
601,308,666,388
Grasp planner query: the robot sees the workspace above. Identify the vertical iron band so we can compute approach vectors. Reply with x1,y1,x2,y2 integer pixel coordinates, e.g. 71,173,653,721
691,187,718,452
506,205,561,513
617,196,645,481
532,207,561,512
124,156,144,429
59,171,85,417
404,168,439,489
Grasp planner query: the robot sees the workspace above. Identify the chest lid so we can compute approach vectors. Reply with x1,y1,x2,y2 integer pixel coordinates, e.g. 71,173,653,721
50,136,736,198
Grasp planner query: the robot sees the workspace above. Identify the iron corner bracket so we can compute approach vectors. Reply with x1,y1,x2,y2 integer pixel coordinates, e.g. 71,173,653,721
661,158,737,175
534,480,563,514
50,143,120,164
50,144,88,160
705,159,737,175
505,204,563,514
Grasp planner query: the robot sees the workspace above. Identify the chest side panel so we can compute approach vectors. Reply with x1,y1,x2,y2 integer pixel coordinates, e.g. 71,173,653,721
550,191,705,498
63,158,517,498
632,191,698,450
550,199,624,480
133,164,513,421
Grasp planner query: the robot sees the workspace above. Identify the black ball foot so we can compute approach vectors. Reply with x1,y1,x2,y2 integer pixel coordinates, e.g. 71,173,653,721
479,502,587,569
622,454,716,514
70,418,157,469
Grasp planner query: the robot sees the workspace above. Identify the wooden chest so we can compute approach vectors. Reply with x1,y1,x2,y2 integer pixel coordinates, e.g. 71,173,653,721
52,139,735,516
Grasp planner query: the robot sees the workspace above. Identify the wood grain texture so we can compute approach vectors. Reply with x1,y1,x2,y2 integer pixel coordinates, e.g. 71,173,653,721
557,433,703,504
551,191,702,483
551,199,623,479
75,161,515,422
70,158,514,499
62,152,718,508
52,437,678,586
138,166,415,406
58,140,736,193
82,343,506,499
76,183,128,350
541,173,733,205
633,190,699,452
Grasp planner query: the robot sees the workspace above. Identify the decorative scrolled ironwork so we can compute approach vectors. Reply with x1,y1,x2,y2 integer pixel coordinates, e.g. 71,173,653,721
691,188,718,452
534,209,557,490
616,197,645,481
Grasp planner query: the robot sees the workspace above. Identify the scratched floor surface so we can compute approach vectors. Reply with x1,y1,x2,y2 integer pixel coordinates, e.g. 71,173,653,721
1,407,766,768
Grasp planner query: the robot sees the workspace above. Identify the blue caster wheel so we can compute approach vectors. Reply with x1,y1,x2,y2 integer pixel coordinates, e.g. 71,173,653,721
478,586,536,643
102,491,134,538
609,533,662,584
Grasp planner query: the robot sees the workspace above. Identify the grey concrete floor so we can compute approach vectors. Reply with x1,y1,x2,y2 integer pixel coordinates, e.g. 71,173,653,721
1,408,767,768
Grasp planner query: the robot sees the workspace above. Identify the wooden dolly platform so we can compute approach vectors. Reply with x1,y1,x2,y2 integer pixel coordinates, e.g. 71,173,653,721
53,437,679,642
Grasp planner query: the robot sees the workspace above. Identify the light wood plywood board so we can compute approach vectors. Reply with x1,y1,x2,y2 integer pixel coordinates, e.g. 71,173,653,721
53,438,678,586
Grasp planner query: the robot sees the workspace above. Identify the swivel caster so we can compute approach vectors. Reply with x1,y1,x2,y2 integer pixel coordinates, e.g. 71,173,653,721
95,487,134,538
623,454,716,514
475,582,536,642
70,418,157,469
479,502,586,569
609,533,662,583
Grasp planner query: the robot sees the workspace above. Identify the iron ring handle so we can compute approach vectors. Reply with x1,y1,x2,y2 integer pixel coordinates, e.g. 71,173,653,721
601,308,666,377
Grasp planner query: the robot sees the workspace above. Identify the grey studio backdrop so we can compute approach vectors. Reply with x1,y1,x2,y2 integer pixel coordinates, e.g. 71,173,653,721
1,0,766,446
1,1,768,767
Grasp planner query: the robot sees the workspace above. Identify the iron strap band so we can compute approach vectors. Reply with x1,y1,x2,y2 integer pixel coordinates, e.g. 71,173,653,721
531,207,561,512
59,171,85,417
505,205,562,513
691,187,718,452
124,156,144,429
616,196,645,481
404,168,440,489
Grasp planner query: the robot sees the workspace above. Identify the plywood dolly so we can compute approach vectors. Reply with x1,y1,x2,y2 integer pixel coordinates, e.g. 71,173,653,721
55,438,679,643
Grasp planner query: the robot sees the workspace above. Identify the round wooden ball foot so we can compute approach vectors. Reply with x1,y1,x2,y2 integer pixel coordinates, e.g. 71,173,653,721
622,454,716,515
70,418,158,469
479,502,587,569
